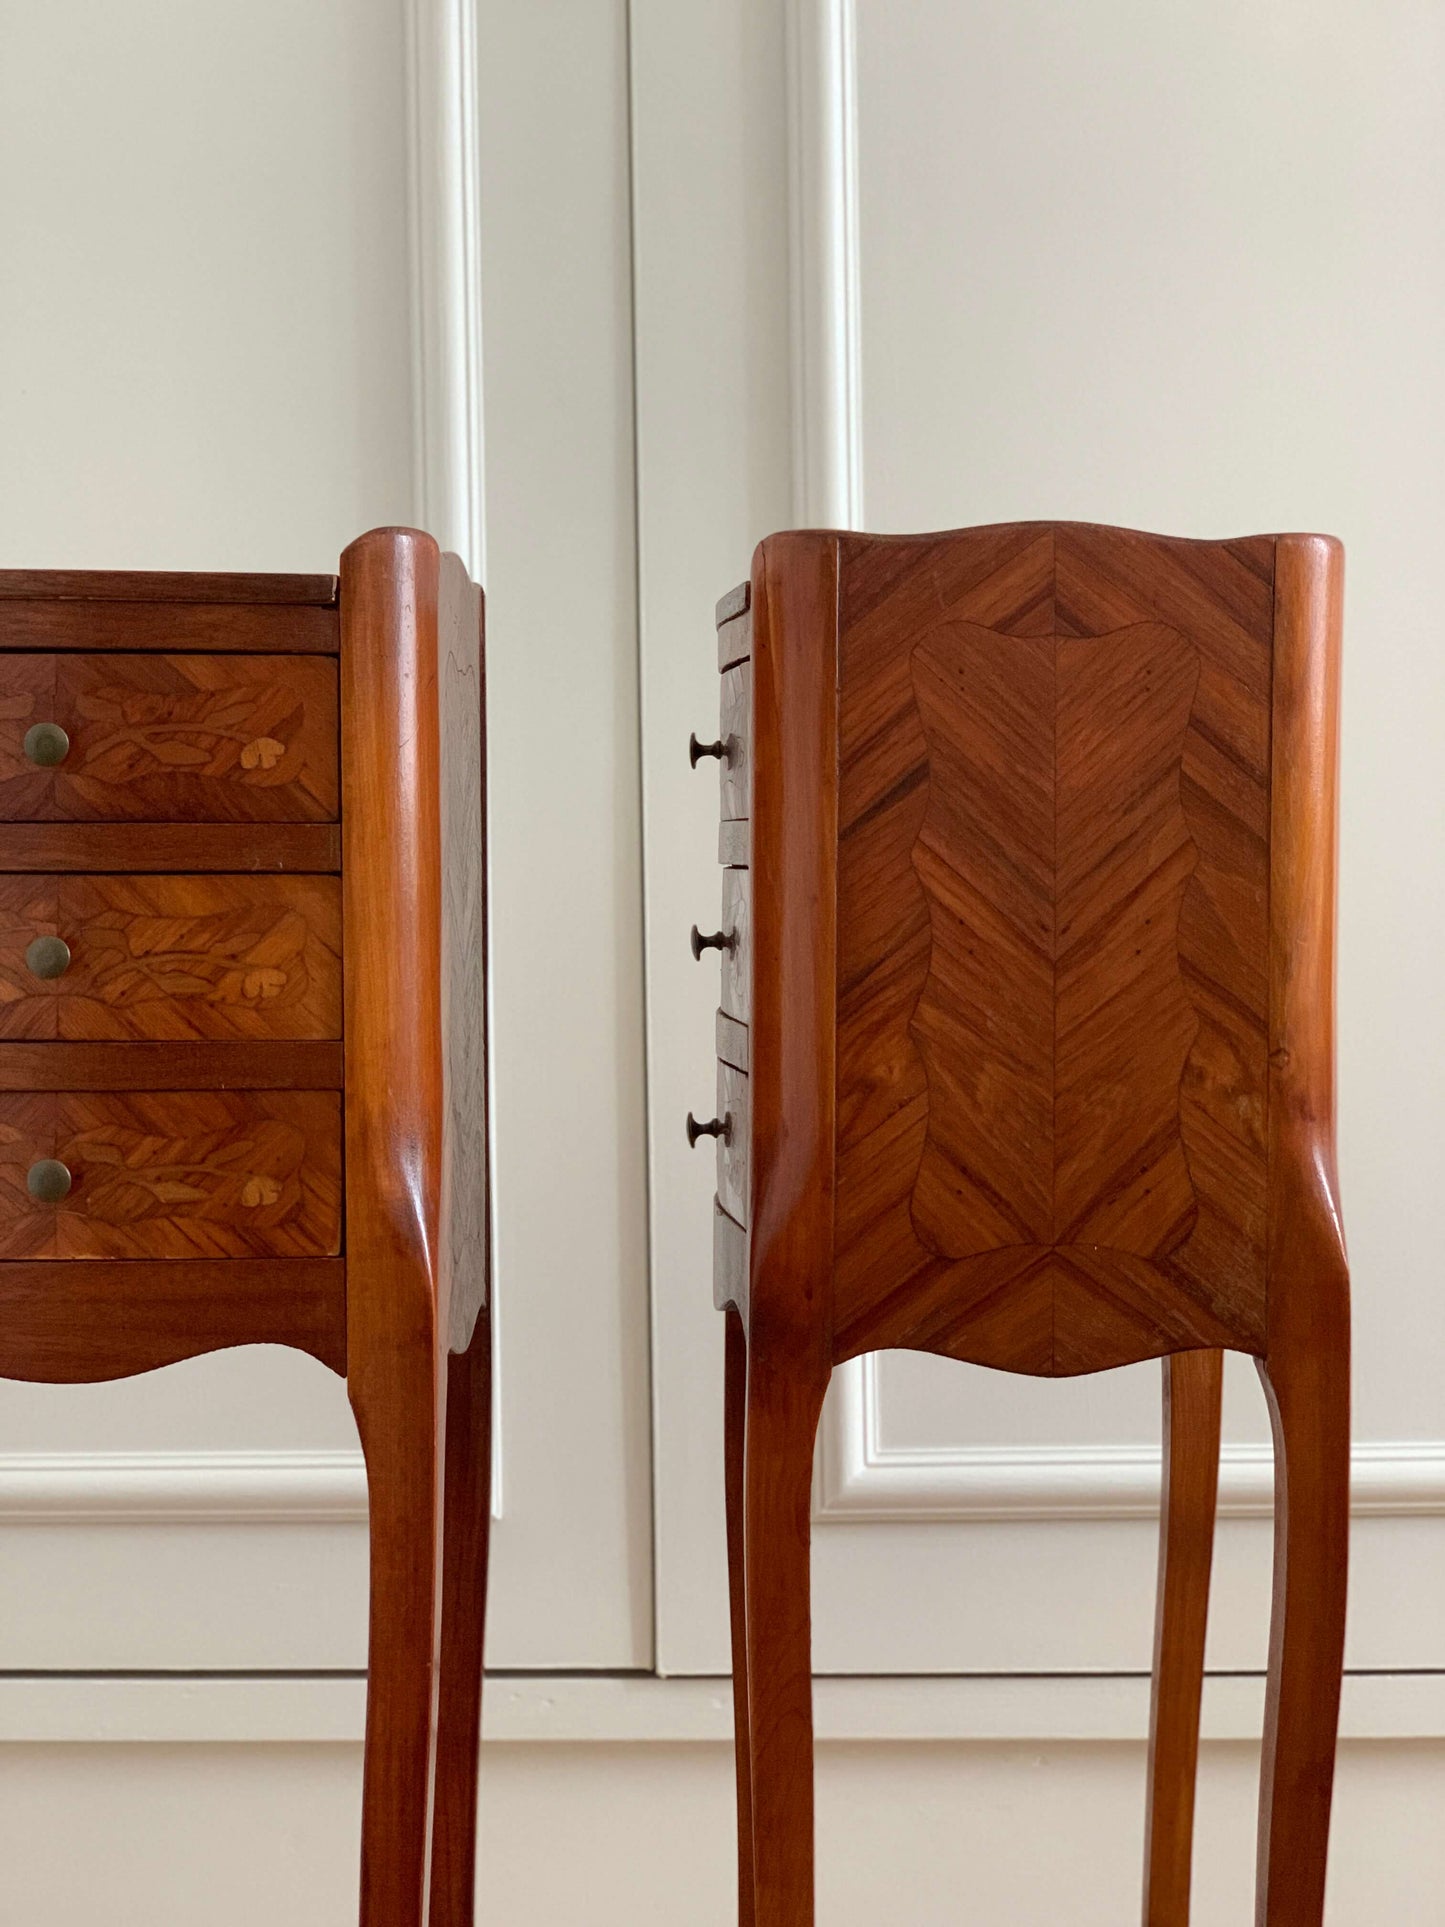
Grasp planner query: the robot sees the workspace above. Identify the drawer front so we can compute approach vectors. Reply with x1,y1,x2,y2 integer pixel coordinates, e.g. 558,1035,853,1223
0,875,342,1040
719,662,751,821
0,1090,342,1259
717,1060,749,1229
719,865,750,1021
0,654,338,821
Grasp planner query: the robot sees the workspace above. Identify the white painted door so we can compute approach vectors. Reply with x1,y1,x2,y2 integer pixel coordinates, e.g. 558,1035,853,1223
0,0,652,1673
637,0,1445,1675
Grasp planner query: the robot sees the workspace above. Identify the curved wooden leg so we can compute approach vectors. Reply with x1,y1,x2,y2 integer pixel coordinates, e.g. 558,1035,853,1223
1254,1336,1350,1927
743,1350,828,1927
351,1343,443,1927
429,1307,494,1925
724,1307,756,1927
1144,1348,1223,1926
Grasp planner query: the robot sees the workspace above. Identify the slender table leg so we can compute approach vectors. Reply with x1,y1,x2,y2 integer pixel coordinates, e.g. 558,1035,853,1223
1144,1348,1223,1925
724,1306,757,1927
1254,1337,1350,1927
351,1342,443,1927
743,1350,828,1927
429,1308,494,1925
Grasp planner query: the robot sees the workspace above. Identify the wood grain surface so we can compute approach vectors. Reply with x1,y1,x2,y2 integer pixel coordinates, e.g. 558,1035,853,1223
0,1040,342,1090
0,654,338,821
0,822,341,873
0,875,340,1040
341,527,491,1927
0,1256,346,1382
0,1089,341,1258
0,568,337,605
716,523,1348,1927
0,602,337,653
831,526,1273,1374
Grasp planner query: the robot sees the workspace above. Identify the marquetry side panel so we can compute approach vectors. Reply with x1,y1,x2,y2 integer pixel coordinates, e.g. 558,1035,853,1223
831,525,1273,1376
0,875,341,1040
0,1090,342,1259
0,654,338,821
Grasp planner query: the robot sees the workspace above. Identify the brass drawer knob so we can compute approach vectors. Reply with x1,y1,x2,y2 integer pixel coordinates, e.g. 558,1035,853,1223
24,935,71,980
686,1113,731,1148
27,1158,72,1203
691,925,735,960
23,722,70,768
689,733,728,767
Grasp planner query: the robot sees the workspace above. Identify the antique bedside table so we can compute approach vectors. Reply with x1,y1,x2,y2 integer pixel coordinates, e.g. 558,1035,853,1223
0,527,490,1927
692,524,1348,1927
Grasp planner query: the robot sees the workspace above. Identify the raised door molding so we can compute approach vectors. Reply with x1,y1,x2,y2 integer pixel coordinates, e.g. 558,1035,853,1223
814,1358,1445,1523
405,0,487,579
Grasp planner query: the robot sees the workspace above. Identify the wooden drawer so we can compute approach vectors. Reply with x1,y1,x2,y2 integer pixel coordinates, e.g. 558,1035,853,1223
716,581,752,671
719,663,751,821
716,1060,749,1229
0,1090,342,1259
0,654,337,821
718,865,750,1021
0,875,341,1040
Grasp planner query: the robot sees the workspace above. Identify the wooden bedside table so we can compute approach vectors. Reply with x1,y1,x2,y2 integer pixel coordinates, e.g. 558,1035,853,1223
694,524,1349,1927
0,527,490,1927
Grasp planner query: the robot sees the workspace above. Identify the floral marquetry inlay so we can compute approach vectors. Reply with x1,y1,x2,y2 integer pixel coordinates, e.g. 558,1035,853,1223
0,1090,342,1259
0,654,337,820
0,875,341,1040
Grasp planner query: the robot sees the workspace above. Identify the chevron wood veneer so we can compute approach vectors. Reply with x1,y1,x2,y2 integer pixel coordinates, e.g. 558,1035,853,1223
706,523,1349,1927
835,528,1273,1374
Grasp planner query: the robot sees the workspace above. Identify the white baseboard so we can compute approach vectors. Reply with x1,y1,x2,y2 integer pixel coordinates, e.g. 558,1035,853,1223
0,1450,367,1525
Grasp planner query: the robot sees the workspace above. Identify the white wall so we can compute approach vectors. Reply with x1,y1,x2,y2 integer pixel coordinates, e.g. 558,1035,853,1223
0,0,1440,1919
1,1738,1441,1925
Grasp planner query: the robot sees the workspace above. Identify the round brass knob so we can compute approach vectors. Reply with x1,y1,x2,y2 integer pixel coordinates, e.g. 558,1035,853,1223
27,1158,72,1203
691,926,735,960
686,1113,731,1148
689,733,727,767
22,722,70,768
25,935,71,980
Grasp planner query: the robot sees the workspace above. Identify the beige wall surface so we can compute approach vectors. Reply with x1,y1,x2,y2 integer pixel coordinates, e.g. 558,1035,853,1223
2,1739,1441,1925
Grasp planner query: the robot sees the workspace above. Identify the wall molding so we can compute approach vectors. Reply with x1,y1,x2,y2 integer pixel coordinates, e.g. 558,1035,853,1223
0,1450,368,1526
816,1355,1445,1523
786,0,863,527
405,0,487,577
404,0,503,1519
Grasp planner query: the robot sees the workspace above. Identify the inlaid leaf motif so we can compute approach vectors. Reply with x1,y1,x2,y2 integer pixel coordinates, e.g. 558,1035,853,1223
240,736,285,770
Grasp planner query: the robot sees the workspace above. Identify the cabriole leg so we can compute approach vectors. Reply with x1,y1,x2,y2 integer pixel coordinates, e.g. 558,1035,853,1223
428,1309,494,1925
1144,1348,1223,1925
351,1346,443,1927
724,1306,756,1926
1254,1337,1350,1927
742,1351,828,1927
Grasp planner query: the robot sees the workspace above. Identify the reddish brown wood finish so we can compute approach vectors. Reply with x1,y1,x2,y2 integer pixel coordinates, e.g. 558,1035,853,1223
0,1256,346,1381
342,527,490,1927
0,568,337,604
709,524,1348,1927
0,1088,341,1258
0,874,341,1040
0,601,337,654
0,533,491,1925
0,1039,343,1090
0,653,338,821
1145,1348,1223,1923
0,822,341,872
